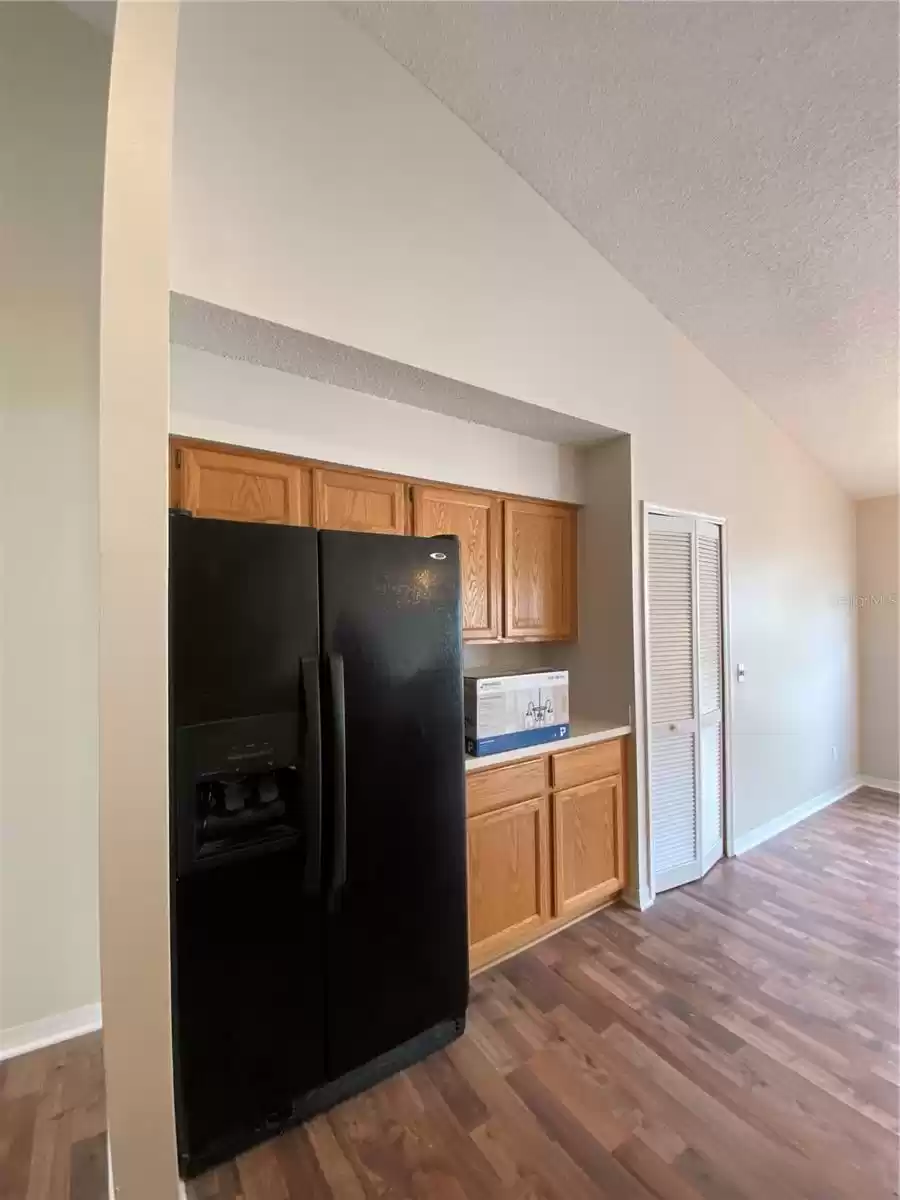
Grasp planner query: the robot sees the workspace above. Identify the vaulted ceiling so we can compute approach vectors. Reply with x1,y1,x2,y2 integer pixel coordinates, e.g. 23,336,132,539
338,2,898,497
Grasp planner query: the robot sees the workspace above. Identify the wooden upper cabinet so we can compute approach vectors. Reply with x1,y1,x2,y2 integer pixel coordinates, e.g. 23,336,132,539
169,440,579,644
412,486,501,640
552,775,625,921
313,468,407,535
172,442,311,526
467,794,551,971
504,499,577,641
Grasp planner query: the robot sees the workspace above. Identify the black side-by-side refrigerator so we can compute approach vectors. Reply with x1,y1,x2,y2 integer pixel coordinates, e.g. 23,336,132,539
169,512,469,1177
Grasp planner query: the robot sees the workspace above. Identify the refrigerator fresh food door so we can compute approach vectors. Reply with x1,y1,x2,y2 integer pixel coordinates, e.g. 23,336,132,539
169,513,326,1173
318,530,469,1082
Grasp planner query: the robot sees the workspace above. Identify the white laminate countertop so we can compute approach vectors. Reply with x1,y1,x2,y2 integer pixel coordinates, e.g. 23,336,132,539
464,720,631,773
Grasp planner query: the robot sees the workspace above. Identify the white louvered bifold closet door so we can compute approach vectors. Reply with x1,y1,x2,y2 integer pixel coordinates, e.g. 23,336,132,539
697,521,725,873
647,513,702,891
647,512,725,893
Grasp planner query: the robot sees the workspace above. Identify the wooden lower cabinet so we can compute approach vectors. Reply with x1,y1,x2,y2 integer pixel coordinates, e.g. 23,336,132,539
466,737,628,972
552,775,625,920
467,795,551,972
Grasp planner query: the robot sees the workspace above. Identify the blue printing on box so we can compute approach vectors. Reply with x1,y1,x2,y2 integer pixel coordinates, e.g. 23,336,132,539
466,724,570,757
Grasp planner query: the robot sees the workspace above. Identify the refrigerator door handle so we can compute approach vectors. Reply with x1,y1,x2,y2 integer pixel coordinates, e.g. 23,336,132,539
301,656,323,894
328,651,348,907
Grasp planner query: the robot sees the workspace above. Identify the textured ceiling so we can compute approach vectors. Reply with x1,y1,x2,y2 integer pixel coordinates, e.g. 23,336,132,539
171,295,617,446
338,2,899,497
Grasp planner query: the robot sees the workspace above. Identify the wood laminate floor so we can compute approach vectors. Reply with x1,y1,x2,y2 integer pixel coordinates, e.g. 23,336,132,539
0,1030,106,1200
3,787,897,1199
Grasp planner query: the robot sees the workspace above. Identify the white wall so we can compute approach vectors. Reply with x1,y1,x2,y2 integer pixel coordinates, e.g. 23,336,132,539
856,496,899,786
172,4,857,883
170,344,584,504
0,1,108,1047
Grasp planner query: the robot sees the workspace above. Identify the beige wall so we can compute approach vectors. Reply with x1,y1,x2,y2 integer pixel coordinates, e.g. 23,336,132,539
562,437,635,731
0,1,109,1046
555,437,639,895
856,496,900,785
100,1,180,1194
172,4,857,890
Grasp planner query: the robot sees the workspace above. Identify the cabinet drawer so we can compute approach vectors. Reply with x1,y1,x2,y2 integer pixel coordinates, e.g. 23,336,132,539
467,757,548,817
551,738,622,791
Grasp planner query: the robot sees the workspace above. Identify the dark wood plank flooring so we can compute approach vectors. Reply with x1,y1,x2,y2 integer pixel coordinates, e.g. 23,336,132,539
0,1030,106,1200
3,787,897,1199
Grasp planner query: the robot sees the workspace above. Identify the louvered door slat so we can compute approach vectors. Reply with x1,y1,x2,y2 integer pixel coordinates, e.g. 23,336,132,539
647,526,694,725
698,531,723,715
701,724,723,845
651,733,698,876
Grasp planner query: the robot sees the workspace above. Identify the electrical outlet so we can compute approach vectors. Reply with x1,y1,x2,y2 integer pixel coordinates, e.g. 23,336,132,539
831,745,839,762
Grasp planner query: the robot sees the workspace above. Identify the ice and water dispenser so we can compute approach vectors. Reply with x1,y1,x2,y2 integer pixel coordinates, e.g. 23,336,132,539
173,712,303,876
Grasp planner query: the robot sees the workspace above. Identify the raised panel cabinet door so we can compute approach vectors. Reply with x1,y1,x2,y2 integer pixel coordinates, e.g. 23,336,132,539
313,468,407,534
174,442,311,526
467,795,550,971
412,486,501,639
552,775,625,920
504,500,577,640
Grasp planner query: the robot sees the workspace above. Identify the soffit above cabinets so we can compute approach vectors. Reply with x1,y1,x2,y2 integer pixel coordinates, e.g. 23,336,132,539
171,294,620,448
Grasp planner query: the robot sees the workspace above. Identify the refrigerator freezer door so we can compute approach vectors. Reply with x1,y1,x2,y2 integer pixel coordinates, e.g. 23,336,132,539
169,513,320,727
172,853,325,1172
169,513,326,1173
169,513,323,886
319,531,469,1082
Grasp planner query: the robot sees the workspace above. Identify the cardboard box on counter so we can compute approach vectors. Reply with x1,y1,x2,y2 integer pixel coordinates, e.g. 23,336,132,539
464,669,569,756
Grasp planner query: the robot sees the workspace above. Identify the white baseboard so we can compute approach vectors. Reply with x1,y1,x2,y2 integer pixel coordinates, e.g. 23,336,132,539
858,775,900,795
0,1002,101,1062
733,777,860,857
622,884,653,911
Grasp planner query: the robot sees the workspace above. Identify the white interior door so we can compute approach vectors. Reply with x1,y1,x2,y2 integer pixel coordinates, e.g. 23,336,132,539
647,511,726,893
647,513,701,891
